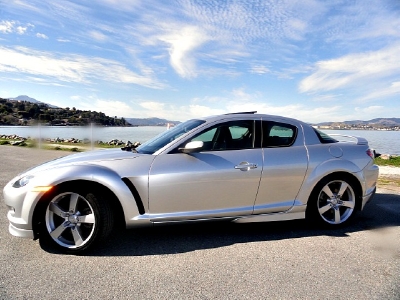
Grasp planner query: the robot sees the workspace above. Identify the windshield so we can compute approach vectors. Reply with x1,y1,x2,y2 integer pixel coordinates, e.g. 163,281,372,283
136,119,205,154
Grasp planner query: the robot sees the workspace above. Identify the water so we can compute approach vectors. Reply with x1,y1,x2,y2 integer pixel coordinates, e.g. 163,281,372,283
0,126,166,144
0,126,399,154
321,130,400,155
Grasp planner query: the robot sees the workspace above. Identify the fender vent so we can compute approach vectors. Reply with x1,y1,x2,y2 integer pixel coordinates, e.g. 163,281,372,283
121,177,145,215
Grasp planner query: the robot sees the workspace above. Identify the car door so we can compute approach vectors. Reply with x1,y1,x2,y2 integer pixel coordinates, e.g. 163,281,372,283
148,119,263,222
253,120,308,214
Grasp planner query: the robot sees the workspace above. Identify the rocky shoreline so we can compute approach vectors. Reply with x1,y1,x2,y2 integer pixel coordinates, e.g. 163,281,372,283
0,134,141,147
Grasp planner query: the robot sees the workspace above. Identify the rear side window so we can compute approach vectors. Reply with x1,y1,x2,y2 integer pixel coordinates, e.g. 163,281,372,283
262,121,297,147
313,128,338,144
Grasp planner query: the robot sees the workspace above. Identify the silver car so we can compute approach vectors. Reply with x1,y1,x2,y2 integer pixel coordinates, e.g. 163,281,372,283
3,112,379,253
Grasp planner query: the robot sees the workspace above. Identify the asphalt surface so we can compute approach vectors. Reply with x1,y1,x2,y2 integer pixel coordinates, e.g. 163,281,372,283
1,146,399,299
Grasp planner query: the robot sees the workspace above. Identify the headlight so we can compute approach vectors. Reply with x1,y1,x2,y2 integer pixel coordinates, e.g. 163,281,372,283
12,175,34,188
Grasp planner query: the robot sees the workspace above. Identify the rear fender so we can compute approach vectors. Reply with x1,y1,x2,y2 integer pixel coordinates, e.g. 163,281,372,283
296,158,364,206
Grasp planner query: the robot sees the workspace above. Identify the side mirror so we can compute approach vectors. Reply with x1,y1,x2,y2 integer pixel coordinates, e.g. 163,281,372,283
179,141,204,154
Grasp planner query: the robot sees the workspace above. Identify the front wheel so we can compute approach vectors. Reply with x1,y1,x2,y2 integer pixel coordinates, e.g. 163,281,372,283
40,185,114,253
307,175,359,226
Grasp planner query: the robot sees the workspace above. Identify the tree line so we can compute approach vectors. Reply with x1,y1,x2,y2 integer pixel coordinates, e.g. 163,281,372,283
0,98,129,126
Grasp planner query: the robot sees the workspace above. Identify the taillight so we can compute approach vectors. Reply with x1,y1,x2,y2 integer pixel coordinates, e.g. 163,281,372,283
366,149,374,159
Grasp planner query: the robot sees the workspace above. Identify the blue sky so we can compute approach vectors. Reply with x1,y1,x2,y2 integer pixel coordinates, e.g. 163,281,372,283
1,0,399,123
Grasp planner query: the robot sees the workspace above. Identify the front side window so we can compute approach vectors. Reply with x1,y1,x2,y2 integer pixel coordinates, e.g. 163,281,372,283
262,121,297,147
188,120,255,151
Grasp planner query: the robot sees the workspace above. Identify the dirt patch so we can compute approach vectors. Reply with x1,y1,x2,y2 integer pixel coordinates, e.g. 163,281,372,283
377,174,400,194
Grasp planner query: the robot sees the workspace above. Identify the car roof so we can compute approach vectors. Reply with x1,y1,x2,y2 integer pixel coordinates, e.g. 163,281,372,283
199,112,309,127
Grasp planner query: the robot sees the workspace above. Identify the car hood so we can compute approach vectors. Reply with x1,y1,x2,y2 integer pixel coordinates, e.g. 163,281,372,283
23,148,144,175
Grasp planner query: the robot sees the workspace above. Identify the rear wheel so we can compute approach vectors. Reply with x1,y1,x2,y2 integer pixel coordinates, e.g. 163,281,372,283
307,175,358,226
40,185,114,253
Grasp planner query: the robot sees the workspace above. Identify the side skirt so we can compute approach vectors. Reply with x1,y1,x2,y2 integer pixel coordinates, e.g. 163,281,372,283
128,205,307,226
233,207,305,224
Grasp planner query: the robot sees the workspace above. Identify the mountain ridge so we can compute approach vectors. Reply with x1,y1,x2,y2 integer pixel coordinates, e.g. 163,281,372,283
6,95,399,127
9,95,60,108
125,117,180,126
315,118,400,127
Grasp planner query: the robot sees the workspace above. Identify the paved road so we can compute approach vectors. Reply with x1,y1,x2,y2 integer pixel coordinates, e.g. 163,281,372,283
1,146,399,299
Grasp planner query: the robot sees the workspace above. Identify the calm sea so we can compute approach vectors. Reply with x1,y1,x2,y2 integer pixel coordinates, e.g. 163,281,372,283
0,126,399,155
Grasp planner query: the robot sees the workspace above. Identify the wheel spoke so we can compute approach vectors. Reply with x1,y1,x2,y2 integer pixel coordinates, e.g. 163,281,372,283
334,208,341,224
322,185,334,198
69,193,79,213
79,213,95,224
341,200,355,209
319,204,332,215
49,202,66,217
71,227,85,247
45,189,112,252
338,182,349,198
50,223,67,239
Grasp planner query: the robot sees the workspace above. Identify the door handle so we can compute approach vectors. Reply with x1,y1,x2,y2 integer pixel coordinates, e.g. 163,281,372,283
234,162,258,171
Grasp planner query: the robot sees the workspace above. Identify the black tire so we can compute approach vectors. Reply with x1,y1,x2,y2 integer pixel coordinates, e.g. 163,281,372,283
306,174,359,227
39,183,114,254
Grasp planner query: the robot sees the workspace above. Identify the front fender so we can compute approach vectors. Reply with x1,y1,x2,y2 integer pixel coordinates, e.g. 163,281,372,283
22,164,145,228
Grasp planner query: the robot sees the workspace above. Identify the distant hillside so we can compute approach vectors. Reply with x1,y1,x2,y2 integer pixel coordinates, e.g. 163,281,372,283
4,95,180,127
0,97,129,126
125,117,180,126
361,118,400,126
315,118,400,127
9,95,59,108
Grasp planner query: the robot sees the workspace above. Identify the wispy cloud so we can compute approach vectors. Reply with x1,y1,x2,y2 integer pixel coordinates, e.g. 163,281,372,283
0,20,33,35
88,30,108,42
139,101,165,111
78,97,138,118
0,46,164,88
299,44,400,98
36,33,48,39
0,21,15,34
250,65,270,75
97,0,142,11
356,81,400,103
158,25,209,78
317,0,400,44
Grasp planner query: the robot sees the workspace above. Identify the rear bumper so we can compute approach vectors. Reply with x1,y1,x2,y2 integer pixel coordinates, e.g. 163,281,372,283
361,186,376,210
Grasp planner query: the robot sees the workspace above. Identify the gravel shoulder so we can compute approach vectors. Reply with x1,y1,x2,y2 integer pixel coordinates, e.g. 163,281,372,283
377,166,400,194
379,166,400,177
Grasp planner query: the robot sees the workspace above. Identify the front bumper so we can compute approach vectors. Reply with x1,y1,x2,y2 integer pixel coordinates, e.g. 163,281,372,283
3,179,44,240
8,223,34,239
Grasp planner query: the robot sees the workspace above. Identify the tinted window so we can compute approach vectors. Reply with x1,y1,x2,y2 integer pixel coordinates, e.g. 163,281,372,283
313,128,338,144
188,120,255,151
262,121,297,147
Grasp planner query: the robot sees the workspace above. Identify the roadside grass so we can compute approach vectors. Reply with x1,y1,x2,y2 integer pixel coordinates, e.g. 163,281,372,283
374,156,400,167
